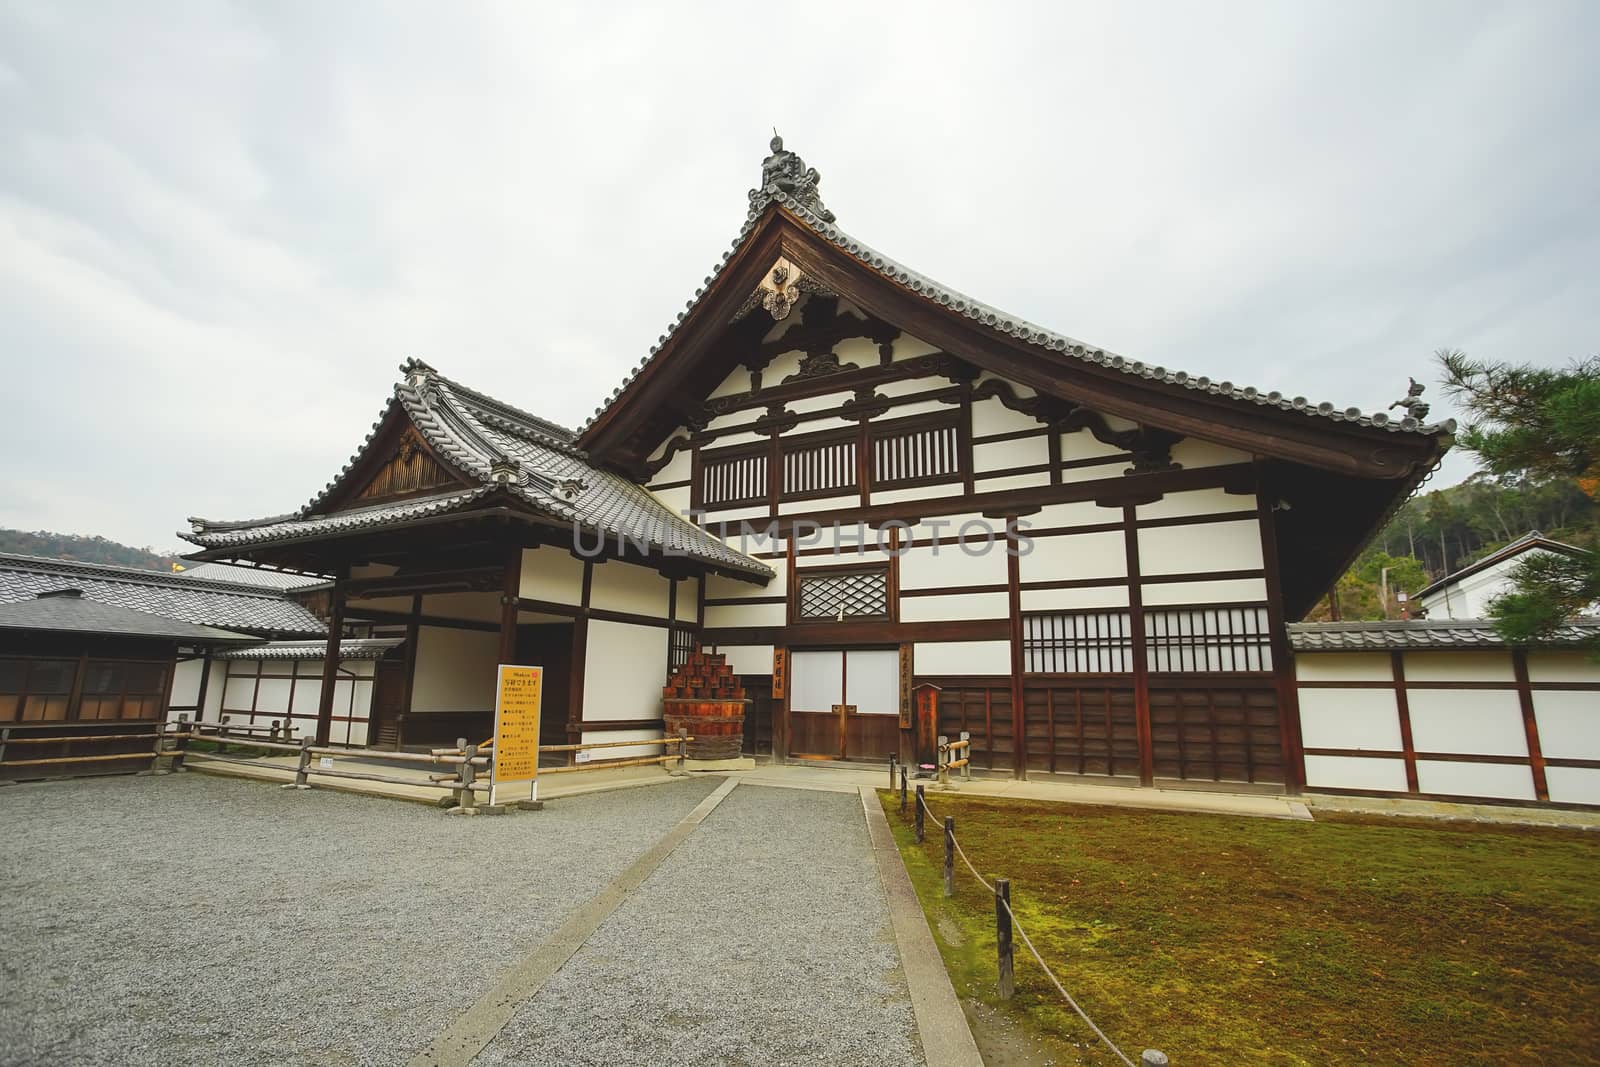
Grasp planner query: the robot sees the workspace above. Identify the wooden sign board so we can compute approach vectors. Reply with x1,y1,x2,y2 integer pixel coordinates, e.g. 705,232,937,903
772,648,788,699
898,644,914,729
491,664,542,805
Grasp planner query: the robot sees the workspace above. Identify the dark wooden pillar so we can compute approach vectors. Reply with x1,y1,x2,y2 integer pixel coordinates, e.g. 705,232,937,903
401,595,421,713
1123,505,1153,787
1005,515,1026,780
1391,651,1420,793
314,565,349,746
192,648,213,723
1256,485,1305,794
566,560,593,746
499,544,522,665
1512,649,1549,802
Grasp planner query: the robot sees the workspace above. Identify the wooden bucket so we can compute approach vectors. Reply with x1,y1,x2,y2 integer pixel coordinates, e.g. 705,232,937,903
663,698,749,760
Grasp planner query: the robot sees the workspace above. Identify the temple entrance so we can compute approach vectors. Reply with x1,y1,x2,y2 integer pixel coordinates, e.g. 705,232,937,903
787,649,900,761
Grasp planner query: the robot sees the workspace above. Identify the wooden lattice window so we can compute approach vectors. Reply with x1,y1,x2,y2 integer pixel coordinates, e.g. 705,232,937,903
701,445,769,508
781,431,857,500
1023,611,1134,673
1145,606,1273,673
795,566,890,622
871,415,961,489
669,627,696,671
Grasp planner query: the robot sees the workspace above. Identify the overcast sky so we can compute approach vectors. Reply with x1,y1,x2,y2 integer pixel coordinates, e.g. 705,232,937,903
2,1,1596,552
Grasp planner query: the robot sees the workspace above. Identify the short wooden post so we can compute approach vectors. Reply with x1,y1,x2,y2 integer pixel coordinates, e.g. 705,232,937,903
937,734,948,786
960,730,972,780
995,877,1014,999
678,726,689,774
899,763,908,814
456,740,479,811
914,784,925,843
1141,1051,1170,1066
888,753,897,789
270,721,281,743
172,714,192,771
943,816,955,897
281,718,295,741
291,736,312,789
0,726,9,768
218,716,231,754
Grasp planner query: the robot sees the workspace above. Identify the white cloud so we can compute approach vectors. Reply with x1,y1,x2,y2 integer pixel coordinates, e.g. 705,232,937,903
1,0,1596,548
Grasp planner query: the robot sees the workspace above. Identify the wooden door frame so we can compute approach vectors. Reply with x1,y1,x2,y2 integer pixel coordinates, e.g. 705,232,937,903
785,644,903,762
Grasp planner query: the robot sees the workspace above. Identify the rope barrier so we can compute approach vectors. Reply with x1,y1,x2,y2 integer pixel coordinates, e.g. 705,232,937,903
917,790,1138,1067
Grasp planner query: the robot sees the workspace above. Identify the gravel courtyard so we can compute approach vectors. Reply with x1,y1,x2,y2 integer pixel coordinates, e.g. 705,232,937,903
0,773,924,1067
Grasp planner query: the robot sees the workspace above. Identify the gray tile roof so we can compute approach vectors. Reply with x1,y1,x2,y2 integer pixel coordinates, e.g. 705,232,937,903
1415,531,1590,600
0,590,259,644
183,364,773,583
176,561,328,592
1288,618,1600,652
213,637,403,661
0,553,325,637
579,149,1460,441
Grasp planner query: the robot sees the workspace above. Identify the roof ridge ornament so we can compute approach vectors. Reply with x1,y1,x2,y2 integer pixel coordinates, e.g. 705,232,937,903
1389,377,1430,421
750,132,835,223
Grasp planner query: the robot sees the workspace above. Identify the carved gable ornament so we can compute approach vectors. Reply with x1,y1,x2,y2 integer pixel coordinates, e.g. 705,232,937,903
353,426,455,503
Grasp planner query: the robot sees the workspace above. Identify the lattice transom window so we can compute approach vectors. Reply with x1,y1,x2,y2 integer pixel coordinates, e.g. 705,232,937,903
796,567,890,621
1023,611,1134,673
1145,607,1273,672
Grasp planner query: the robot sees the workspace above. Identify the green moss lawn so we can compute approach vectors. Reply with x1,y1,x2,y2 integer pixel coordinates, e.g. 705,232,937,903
881,790,1599,1065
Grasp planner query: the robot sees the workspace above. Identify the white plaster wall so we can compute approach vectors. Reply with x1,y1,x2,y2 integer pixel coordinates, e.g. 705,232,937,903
1532,691,1600,759
1406,689,1527,756
1298,688,1402,750
1060,429,1128,462
1304,754,1409,793
871,484,962,507
1032,501,1124,529
1170,439,1253,469
1546,767,1600,806
974,437,1048,474
647,448,691,485
1295,653,1393,682
899,539,1008,590
589,561,670,618
834,335,881,365
780,493,858,516
1403,652,1514,683
876,376,942,398
975,472,1052,493
1142,579,1268,606
713,644,776,676
583,619,668,723
705,601,786,627
1415,760,1536,801
579,727,664,762
890,334,940,360
1020,585,1130,611
422,592,501,623
914,640,1011,676
411,626,498,712
1020,531,1126,583
706,562,785,601
1136,487,1256,521
902,592,1010,623
710,429,769,449
1138,520,1262,576
256,677,293,711
222,671,256,710
170,659,203,708
970,397,1040,439
707,365,748,400
786,389,853,414
1527,652,1600,683
674,578,699,624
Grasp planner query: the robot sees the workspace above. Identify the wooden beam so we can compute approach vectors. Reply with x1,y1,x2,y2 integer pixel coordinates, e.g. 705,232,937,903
314,565,349,746
1392,650,1420,794
1006,516,1025,781
498,545,521,665
1123,506,1154,787
1512,649,1550,802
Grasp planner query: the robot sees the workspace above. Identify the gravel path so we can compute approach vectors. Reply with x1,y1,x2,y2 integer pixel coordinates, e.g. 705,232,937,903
0,772,720,1067
473,784,924,1067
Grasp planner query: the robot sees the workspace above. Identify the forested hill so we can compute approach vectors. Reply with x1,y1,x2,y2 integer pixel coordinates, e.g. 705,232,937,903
1305,474,1597,622
0,529,183,572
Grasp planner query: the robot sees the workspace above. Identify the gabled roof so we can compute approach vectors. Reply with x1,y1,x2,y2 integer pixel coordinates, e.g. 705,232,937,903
1289,618,1600,652
182,363,772,583
578,140,1456,470
0,553,324,636
0,589,259,644
176,561,328,592
1416,531,1590,601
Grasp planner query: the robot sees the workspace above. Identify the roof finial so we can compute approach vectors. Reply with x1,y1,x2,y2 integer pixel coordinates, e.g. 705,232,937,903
1388,377,1430,421
752,132,835,223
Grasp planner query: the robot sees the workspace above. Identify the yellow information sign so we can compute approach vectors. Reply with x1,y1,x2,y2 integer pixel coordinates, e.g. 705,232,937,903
491,664,543,804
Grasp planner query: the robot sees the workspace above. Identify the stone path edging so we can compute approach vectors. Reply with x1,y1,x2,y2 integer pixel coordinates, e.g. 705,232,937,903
859,785,985,1067
406,777,740,1067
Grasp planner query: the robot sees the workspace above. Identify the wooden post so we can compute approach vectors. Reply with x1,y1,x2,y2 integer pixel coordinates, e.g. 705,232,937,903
899,763,907,814
455,738,478,811
995,877,1014,999
938,734,949,786
960,730,972,781
888,752,897,790
678,726,688,775
0,726,8,768
943,816,955,897
914,784,925,843
1006,516,1026,780
1512,649,1550,802
193,649,213,723
498,544,521,665
315,565,349,747
171,715,191,771
291,736,312,789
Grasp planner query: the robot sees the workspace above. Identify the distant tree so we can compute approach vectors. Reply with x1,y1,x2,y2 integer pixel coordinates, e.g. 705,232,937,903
1437,349,1600,644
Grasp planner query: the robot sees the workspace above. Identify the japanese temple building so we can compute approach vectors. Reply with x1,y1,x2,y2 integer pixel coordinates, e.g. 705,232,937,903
182,139,1465,793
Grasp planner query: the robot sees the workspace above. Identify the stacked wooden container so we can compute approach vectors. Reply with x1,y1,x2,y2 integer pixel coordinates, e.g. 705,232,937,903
662,647,749,760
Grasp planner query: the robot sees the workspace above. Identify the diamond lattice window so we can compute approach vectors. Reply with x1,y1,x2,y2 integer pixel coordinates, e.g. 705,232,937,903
796,568,890,621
